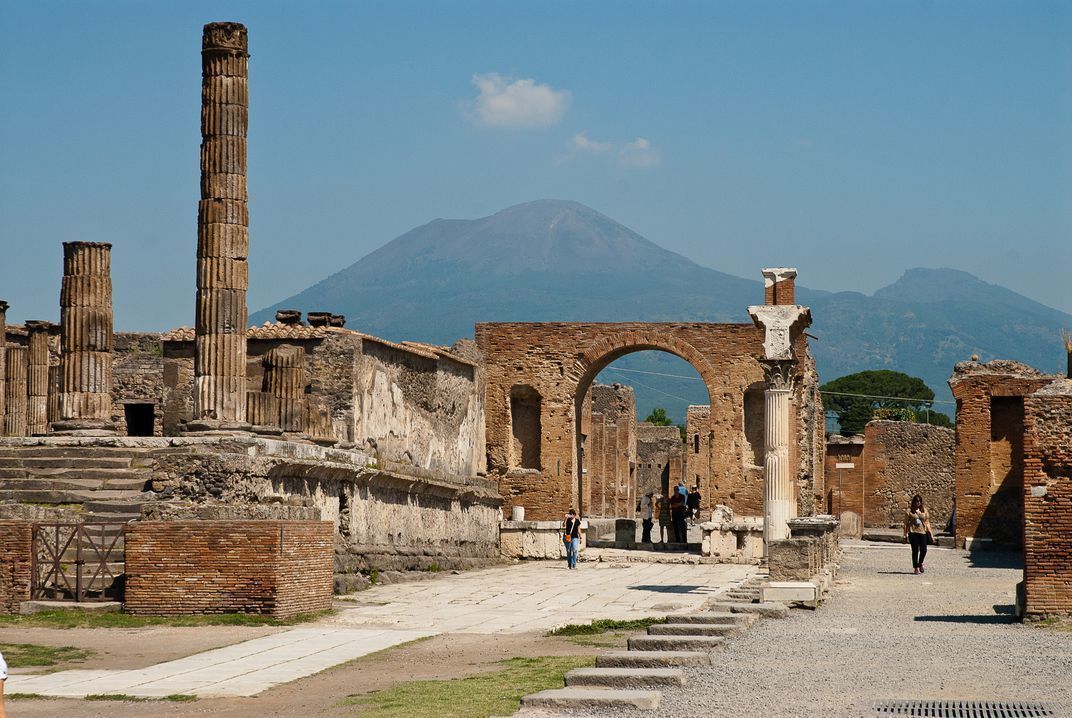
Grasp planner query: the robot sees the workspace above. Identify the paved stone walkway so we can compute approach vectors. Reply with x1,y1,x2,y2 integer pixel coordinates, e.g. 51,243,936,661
9,560,753,699
333,560,756,633
9,627,434,698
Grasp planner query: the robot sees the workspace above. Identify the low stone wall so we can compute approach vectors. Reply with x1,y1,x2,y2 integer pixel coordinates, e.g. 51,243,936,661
699,507,764,563
0,521,32,614
500,520,586,560
765,516,840,607
125,520,333,617
1022,381,1072,619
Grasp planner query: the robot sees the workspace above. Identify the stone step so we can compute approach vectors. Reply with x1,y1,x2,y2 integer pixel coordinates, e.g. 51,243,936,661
596,651,712,668
0,477,149,492
663,612,755,626
83,499,148,515
0,447,149,459
648,623,744,637
0,456,134,469
564,667,685,689
706,601,790,619
0,489,144,504
520,688,661,711
627,635,724,652
0,467,149,482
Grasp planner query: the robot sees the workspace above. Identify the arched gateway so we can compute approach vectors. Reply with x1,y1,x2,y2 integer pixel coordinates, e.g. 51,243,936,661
476,275,825,525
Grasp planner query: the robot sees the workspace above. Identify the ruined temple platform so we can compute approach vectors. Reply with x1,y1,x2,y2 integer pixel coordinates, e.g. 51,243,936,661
332,560,757,634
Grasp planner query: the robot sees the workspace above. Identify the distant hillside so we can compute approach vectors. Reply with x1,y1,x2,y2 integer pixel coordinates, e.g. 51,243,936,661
253,200,1070,422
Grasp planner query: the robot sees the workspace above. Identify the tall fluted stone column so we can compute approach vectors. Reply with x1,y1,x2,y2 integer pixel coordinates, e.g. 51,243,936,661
264,345,306,433
54,242,115,434
25,321,51,435
0,300,7,431
749,268,811,554
4,346,28,437
760,360,794,546
191,21,251,432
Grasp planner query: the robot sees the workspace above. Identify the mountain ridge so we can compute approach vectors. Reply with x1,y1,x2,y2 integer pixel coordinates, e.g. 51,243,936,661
252,199,1070,420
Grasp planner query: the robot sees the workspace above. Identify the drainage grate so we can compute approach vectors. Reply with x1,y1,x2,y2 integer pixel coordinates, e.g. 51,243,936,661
874,701,1054,718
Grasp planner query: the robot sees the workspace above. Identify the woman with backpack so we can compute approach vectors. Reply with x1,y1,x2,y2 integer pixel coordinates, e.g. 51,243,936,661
903,494,934,574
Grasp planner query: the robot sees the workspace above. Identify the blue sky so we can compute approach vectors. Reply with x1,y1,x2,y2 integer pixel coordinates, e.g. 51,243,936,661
1,1,1069,330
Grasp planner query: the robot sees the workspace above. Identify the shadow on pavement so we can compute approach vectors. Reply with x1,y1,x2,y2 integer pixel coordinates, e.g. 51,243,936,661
966,549,1023,570
628,584,706,594
914,613,1019,625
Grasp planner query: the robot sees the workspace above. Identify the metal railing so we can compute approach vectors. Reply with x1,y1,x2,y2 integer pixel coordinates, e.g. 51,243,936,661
31,522,126,602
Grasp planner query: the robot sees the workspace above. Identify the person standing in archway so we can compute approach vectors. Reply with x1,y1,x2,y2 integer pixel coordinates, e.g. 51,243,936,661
657,493,671,543
670,489,687,543
563,509,582,570
903,494,933,574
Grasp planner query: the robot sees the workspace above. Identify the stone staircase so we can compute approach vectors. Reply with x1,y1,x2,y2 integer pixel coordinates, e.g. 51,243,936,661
0,445,155,522
511,575,788,715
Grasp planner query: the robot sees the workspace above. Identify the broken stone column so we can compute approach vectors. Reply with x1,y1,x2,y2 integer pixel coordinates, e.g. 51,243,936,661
192,21,251,432
54,242,115,435
263,345,306,433
3,346,28,436
0,300,7,430
749,269,811,553
25,321,51,435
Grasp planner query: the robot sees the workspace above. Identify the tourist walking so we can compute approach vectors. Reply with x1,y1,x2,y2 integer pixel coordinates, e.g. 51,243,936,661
903,494,933,574
641,492,655,544
670,489,687,543
563,509,582,569
0,648,7,718
686,484,701,523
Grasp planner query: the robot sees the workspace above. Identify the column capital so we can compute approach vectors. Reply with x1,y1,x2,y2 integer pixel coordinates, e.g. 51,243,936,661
759,359,796,391
748,304,811,361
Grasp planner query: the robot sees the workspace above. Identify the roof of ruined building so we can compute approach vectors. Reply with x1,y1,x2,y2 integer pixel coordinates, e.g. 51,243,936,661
160,323,476,366
4,324,28,337
826,433,865,445
949,358,1058,385
1031,377,1072,396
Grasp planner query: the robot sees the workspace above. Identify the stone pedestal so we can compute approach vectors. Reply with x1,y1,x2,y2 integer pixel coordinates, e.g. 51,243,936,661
24,320,51,436
53,242,115,435
191,21,251,433
3,346,28,436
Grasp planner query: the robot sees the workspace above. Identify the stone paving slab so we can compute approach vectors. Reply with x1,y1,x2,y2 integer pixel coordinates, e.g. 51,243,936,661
9,627,435,698
334,561,755,634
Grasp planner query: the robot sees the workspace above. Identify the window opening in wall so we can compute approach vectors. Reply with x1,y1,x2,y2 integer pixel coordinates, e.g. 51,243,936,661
693,433,700,454
510,385,542,470
124,403,154,437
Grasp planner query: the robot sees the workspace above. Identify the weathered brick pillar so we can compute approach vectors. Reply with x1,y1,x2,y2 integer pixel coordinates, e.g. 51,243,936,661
24,321,51,435
0,300,7,430
4,346,29,437
191,22,251,432
54,242,115,434
264,345,306,433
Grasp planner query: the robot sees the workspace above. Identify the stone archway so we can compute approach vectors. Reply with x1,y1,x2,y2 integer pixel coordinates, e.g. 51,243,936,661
476,321,820,521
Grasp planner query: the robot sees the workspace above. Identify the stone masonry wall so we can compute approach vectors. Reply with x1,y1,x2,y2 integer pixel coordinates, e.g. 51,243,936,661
637,422,682,499
862,420,954,530
1022,380,1072,618
477,322,820,521
0,521,32,613
112,333,165,436
124,520,333,617
585,384,636,517
949,360,1057,548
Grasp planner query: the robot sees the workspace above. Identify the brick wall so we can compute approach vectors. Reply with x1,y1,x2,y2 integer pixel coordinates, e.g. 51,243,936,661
0,521,32,613
124,520,333,618
1022,381,1072,618
949,361,1056,548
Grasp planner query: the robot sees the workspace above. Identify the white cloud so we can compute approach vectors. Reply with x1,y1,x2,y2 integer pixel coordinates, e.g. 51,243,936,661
572,132,612,154
470,73,570,129
618,137,661,168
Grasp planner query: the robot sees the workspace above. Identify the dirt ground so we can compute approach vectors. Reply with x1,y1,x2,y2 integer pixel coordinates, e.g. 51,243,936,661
3,629,605,717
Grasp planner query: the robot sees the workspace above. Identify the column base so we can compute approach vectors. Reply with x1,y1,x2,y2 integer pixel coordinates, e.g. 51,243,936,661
50,419,116,436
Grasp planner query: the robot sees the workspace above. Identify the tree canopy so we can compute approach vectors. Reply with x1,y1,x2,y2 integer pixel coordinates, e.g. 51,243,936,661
820,370,951,435
644,408,673,426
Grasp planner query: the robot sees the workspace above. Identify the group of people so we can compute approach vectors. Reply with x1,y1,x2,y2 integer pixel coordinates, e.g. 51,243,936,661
640,480,701,545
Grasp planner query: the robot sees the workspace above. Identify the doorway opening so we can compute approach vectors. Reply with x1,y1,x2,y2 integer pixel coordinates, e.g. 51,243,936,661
124,403,155,437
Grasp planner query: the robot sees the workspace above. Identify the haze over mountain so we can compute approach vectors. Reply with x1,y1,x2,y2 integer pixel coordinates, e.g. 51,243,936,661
253,200,1071,422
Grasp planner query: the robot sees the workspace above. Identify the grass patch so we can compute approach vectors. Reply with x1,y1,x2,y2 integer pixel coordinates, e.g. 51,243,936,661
7,693,59,701
342,655,594,717
1035,617,1072,632
0,608,332,629
85,694,150,702
0,643,94,667
165,694,198,702
546,617,665,637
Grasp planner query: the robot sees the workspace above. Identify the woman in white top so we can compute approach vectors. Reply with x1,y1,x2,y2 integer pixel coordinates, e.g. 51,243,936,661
0,648,8,718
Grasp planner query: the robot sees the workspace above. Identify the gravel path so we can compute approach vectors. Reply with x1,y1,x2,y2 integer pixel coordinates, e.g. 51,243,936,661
571,540,1072,717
